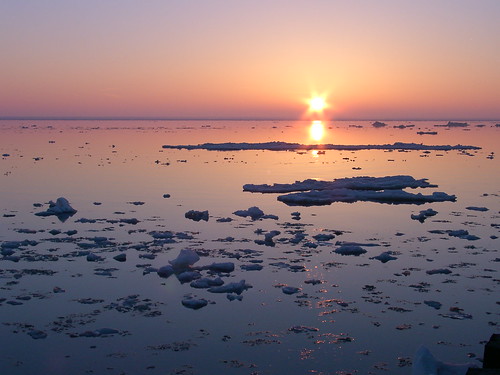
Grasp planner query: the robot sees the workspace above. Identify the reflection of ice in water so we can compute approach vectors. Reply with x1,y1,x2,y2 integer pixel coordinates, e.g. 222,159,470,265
309,120,325,142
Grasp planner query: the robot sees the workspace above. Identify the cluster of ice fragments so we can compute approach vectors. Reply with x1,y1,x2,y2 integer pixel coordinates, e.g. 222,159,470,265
155,249,252,309
244,175,456,206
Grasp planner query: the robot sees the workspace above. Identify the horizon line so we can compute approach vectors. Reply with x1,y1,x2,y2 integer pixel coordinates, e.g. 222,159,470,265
0,116,499,122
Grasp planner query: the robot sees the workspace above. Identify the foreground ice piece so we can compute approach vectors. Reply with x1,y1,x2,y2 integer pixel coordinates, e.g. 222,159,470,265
35,197,77,219
411,346,476,375
208,280,252,295
162,141,480,152
244,175,436,193
233,206,265,220
277,189,455,206
169,249,200,269
185,210,209,222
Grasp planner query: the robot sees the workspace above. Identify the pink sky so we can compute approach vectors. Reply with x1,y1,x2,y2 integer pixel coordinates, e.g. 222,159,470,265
1,1,499,120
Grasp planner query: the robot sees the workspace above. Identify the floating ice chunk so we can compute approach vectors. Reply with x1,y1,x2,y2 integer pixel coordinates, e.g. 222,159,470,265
201,262,235,273
244,175,437,194
227,294,243,301
264,230,281,242
157,265,174,278
288,325,319,333
411,346,475,375
448,230,480,240
426,268,452,275
411,208,438,222
424,301,442,310
35,197,77,220
177,271,201,283
233,206,265,220
169,249,200,269
185,210,209,222
163,141,480,152
334,244,367,256
240,264,263,271
208,280,252,295
304,279,323,285
278,189,456,206
282,286,301,295
190,277,224,288
113,253,126,262
86,253,102,262
371,252,398,263
465,206,489,212
372,121,387,128
182,298,208,310
313,233,336,241
28,330,48,339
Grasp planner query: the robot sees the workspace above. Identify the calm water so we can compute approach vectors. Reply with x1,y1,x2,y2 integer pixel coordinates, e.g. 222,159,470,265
0,119,498,375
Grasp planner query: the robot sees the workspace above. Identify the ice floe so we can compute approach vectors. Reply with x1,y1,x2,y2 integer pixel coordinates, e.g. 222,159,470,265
411,208,438,222
244,175,437,193
242,175,456,206
185,210,209,222
162,141,480,152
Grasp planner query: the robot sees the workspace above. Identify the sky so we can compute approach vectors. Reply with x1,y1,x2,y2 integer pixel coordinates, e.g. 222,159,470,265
1,0,499,120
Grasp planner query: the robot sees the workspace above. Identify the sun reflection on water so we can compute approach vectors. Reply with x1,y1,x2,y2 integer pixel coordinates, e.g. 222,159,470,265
310,120,325,142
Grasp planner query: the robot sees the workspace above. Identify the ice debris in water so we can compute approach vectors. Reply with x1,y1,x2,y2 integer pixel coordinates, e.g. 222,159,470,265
411,208,438,222
185,210,209,222
35,197,77,218
411,346,476,375
465,206,488,212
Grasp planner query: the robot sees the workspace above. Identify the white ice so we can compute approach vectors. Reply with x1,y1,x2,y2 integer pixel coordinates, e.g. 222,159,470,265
411,346,476,375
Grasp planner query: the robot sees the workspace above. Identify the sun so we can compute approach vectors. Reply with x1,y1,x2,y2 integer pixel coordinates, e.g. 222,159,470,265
308,96,327,112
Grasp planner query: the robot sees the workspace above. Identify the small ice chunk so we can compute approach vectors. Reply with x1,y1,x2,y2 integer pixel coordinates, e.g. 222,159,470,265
113,253,126,262
185,210,209,222
177,271,201,283
335,244,367,256
208,280,252,295
426,268,452,275
233,206,265,220
227,294,243,301
465,206,488,212
28,330,48,339
371,252,398,263
35,197,77,219
203,262,235,273
190,277,224,288
313,233,335,241
157,265,174,278
424,300,442,310
241,264,263,271
169,249,200,269
411,208,438,222
181,298,208,310
86,253,102,262
282,286,301,295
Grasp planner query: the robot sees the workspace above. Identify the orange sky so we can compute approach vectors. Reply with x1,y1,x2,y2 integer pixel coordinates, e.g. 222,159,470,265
1,1,499,120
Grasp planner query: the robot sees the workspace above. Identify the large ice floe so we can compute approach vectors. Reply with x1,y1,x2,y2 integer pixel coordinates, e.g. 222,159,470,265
162,141,480,151
243,175,456,206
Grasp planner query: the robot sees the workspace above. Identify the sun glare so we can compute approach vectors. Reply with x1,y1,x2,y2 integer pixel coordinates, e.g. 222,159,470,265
308,96,327,112
310,120,324,142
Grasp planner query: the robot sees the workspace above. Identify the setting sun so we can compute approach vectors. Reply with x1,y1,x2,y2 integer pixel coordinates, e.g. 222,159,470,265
308,96,327,112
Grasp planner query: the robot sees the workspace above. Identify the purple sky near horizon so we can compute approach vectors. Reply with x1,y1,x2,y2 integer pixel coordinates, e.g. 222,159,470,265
1,0,499,120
